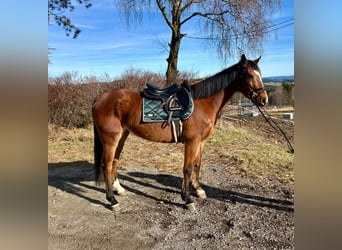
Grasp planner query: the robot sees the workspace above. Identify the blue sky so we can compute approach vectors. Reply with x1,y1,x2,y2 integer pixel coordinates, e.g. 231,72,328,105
48,0,294,79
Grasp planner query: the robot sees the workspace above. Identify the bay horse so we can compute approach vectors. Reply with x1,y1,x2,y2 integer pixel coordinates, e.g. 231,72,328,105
92,54,268,208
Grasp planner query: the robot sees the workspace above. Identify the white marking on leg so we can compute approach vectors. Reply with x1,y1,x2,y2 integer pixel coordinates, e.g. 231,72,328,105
113,178,127,196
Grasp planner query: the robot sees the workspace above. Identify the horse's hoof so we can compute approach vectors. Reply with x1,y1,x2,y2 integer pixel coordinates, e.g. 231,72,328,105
111,203,120,212
117,189,128,196
196,189,207,199
185,202,196,211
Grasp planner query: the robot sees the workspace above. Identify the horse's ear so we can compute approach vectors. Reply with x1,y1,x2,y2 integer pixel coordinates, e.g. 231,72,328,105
254,56,261,64
241,54,248,67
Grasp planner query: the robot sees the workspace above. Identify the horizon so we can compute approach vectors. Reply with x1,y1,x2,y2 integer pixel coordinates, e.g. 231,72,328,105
48,71,294,83
48,1,294,79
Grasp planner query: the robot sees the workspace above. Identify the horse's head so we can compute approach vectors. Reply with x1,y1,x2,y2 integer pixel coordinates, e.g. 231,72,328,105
238,54,268,106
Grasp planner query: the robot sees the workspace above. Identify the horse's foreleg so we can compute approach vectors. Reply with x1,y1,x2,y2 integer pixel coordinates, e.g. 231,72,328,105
181,141,201,205
192,141,207,199
112,129,130,196
181,165,193,205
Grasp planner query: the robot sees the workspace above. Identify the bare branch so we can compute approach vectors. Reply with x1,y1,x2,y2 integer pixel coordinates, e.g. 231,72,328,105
156,0,173,30
48,0,92,38
180,0,205,13
181,9,232,25
115,0,282,83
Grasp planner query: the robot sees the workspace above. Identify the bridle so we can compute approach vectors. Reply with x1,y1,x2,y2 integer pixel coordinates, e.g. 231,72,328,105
238,66,265,103
238,63,294,153
247,83,265,103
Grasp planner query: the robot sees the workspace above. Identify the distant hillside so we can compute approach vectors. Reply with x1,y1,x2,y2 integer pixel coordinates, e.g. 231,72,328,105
262,75,294,83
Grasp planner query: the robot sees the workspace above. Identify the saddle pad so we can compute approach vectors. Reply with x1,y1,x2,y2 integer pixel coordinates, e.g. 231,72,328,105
142,98,169,122
142,94,194,123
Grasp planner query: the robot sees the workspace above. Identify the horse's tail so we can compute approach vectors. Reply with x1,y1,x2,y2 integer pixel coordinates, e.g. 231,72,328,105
93,122,103,184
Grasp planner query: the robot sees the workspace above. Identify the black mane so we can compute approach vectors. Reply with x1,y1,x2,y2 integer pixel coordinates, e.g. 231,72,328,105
190,63,240,99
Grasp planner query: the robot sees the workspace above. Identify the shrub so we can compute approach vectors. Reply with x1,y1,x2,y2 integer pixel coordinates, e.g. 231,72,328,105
49,69,294,128
48,83,109,128
48,69,165,128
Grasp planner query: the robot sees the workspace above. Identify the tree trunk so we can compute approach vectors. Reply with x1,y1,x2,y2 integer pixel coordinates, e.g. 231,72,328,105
165,0,184,86
166,30,183,85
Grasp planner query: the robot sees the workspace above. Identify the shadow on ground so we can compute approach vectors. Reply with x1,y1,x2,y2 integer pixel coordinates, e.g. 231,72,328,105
48,161,293,212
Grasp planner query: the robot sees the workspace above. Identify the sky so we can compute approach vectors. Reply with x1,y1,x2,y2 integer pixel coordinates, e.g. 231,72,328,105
48,0,294,79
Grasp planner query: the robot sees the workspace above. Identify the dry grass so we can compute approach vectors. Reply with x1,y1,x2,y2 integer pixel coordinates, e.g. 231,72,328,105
48,121,294,185
48,124,93,163
206,124,294,183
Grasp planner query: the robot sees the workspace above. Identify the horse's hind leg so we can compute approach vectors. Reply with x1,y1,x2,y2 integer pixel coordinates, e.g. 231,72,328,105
102,140,119,206
112,129,130,195
102,129,123,207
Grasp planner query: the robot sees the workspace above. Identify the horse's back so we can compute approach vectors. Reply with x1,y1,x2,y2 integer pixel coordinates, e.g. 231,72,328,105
92,89,142,129
93,88,140,113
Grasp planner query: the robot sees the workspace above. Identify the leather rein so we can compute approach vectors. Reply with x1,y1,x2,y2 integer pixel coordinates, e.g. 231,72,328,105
247,81,294,153
239,68,294,153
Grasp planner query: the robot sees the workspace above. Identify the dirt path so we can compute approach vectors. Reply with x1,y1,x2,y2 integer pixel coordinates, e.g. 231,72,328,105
48,115,294,249
48,164,293,249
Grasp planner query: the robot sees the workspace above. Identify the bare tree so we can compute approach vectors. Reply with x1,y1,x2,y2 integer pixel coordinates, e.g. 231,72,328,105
282,82,294,107
269,84,284,106
116,0,281,85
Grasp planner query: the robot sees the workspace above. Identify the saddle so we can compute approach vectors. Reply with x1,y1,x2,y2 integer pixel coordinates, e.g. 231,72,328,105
141,80,194,125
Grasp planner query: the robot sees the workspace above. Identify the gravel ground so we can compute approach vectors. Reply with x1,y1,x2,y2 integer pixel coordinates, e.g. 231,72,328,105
48,115,294,249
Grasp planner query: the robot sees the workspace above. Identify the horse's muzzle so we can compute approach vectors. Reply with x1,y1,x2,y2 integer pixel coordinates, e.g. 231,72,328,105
257,90,268,106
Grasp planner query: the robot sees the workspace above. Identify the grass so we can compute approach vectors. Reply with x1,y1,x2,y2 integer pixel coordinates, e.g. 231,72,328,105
48,121,294,185
206,125,294,184
48,124,93,163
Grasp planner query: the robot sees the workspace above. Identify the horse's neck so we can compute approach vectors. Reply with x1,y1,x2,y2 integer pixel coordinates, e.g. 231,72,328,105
201,85,237,117
221,85,238,110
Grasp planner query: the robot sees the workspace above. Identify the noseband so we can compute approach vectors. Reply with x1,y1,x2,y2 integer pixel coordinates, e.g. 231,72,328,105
248,84,264,103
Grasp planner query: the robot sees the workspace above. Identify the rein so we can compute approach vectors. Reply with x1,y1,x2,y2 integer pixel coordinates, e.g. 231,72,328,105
249,94,295,154
238,63,294,153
